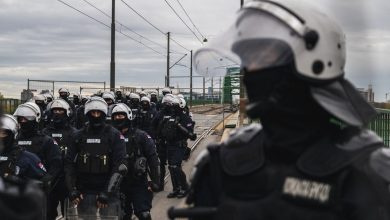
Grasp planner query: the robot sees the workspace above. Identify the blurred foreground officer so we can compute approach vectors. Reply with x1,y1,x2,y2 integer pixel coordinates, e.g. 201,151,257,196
177,1,390,219
42,99,77,220
111,104,160,220
64,96,127,218
13,102,61,191
0,108,46,220
0,114,46,180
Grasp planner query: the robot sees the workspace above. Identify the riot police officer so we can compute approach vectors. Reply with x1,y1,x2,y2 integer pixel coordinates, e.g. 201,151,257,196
75,96,89,129
138,96,157,138
0,114,47,180
156,96,195,198
64,96,127,218
0,108,46,220
13,102,62,192
111,103,160,220
115,90,125,103
42,99,77,220
177,1,390,219
58,88,76,124
102,91,116,123
129,93,141,128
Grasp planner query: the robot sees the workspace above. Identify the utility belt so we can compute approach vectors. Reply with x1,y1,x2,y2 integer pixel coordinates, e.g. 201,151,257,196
76,153,110,174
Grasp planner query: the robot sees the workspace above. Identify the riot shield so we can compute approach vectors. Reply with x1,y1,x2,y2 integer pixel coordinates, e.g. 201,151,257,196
64,194,121,220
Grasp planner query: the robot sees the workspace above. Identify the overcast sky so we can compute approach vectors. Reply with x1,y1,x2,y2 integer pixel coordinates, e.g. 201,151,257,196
0,0,389,100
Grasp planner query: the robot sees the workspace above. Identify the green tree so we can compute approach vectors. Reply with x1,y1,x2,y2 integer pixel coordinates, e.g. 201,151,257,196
0,92,4,99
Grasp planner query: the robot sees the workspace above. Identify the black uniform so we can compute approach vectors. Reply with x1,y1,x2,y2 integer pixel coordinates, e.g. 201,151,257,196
138,108,158,139
42,123,78,220
121,128,160,220
186,122,390,220
157,109,194,197
16,131,62,189
64,124,126,216
0,146,47,180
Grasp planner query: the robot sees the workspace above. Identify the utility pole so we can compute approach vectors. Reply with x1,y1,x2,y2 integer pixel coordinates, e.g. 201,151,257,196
190,50,193,107
166,32,170,87
241,0,244,8
211,77,214,103
203,77,205,106
110,0,115,91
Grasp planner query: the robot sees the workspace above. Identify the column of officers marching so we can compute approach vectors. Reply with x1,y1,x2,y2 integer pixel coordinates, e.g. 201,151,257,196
0,87,196,220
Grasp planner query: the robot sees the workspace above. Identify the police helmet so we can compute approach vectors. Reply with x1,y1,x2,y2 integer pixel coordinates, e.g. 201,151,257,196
33,94,47,104
162,87,171,96
43,93,54,102
129,93,140,101
177,94,184,99
172,96,180,106
13,102,41,122
141,96,150,103
102,92,115,103
50,99,72,117
178,97,186,109
139,91,147,97
193,0,376,127
125,91,131,98
111,103,133,121
58,88,70,96
1,114,18,137
84,96,108,116
161,94,174,105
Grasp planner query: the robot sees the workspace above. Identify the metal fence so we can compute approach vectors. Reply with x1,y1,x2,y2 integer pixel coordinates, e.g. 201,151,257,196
0,99,22,114
368,108,390,147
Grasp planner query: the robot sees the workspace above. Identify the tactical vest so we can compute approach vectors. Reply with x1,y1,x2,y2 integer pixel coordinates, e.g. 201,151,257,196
75,126,112,174
46,128,73,160
124,130,147,178
0,148,22,177
160,116,178,142
201,124,384,220
17,133,48,164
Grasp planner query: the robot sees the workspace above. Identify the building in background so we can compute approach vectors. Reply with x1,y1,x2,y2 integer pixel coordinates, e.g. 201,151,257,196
357,84,375,103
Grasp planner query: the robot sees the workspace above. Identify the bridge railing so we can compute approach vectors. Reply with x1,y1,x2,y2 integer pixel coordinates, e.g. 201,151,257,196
368,108,390,147
0,99,22,114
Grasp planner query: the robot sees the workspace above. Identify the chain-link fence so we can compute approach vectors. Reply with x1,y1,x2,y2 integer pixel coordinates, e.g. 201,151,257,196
27,79,106,101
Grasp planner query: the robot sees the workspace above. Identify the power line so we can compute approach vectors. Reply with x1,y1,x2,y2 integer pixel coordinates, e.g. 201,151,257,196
162,0,203,44
175,0,206,39
57,0,166,56
120,0,190,52
82,0,186,55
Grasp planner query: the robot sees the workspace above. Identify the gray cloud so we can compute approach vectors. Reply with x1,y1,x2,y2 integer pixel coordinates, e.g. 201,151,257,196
0,0,389,102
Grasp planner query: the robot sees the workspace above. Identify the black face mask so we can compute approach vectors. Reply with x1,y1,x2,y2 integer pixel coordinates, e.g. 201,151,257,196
87,114,106,129
20,120,38,135
141,102,150,111
2,130,14,153
112,118,130,131
60,94,68,100
73,98,80,105
243,64,332,157
150,96,157,103
52,113,68,126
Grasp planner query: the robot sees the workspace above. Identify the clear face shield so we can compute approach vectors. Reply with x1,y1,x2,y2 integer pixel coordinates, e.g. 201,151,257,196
194,8,302,77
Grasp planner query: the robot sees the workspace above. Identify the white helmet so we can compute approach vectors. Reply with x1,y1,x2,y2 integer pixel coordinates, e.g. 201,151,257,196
178,97,186,109
59,88,70,95
129,93,140,101
140,96,150,103
84,96,108,115
102,92,115,103
139,91,147,97
1,114,18,137
13,102,41,122
43,93,54,101
177,94,184,99
33,94,47,104
194,0,345,82
125,91,131,98
162,87,171,95
111,103,133,121
172,96,180,106
161,94,174,105
50,99,72,117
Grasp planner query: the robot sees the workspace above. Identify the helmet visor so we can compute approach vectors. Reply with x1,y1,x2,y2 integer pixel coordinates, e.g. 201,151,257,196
194,8,300,76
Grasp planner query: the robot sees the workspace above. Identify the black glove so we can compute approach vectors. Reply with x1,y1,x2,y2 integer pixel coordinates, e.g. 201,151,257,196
96,192,109,205
148,181,160,192
189,133,197,141
69,188,82,201
183,146,191,161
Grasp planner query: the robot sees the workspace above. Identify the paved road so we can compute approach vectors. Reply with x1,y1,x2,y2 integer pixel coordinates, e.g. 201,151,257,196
150,113,224,220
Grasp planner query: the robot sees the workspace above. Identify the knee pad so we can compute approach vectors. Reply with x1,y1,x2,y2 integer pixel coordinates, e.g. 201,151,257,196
136,211,152,220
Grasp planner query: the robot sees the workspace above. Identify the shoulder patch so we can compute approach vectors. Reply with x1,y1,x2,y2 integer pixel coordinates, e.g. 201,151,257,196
119,134,125,140
370,148,390,182
224,123,262,146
